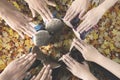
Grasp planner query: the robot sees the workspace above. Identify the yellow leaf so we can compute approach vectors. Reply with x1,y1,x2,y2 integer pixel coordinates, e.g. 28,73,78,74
0,60,6,70
104,49,110,55
1,55,7,59
18,48,24,53
101,44,106,49
112,29,119,35
4,44,11,50
8,29,14,36
2,31,8,37
25,40,30,46
0,46,2,51
109,43,115,50
14,33,19,39
93,33,98,40
12,1,21,10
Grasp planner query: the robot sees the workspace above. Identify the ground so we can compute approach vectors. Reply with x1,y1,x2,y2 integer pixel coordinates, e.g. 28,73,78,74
0,0,120,80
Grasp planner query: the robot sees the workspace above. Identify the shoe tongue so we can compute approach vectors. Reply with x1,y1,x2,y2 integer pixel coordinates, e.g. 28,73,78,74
32,46,61,69
32,46,46,61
